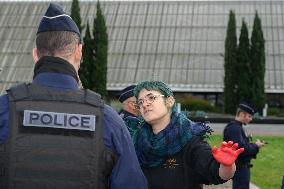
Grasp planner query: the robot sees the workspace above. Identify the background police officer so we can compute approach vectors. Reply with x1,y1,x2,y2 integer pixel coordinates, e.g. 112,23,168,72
0,3,147,189
116,85,139,120
223,102,265,189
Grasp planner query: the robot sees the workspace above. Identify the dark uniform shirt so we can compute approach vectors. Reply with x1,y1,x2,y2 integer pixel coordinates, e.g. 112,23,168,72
223,120,259,167
224,121,259,189
118,109,137,121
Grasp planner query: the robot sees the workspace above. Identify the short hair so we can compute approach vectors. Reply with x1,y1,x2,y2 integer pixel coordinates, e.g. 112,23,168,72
36,31,80,59
236,108,243,116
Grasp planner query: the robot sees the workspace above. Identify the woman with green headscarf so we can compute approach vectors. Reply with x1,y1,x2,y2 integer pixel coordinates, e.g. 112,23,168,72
125,81,244,189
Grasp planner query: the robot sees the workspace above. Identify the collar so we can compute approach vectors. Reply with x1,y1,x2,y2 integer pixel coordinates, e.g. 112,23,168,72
33,72,78,90
33,56,79,82
119,109,137,118
234,120,243,124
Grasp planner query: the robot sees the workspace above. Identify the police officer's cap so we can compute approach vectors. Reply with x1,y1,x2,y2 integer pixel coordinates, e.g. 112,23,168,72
238,102,256,115
37,3,80,37
116,85,136,103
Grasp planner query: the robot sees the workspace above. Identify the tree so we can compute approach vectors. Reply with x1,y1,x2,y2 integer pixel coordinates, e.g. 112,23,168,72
93,1,108,97
79,22,94,89
71,0,83,33
251,11,266,113
237,19,252,103
224,10,238,114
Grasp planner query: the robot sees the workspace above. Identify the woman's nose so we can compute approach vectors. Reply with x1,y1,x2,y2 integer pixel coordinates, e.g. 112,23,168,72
141,100,151,108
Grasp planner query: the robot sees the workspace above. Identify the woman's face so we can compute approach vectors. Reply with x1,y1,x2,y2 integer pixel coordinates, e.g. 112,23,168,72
137,89,171,125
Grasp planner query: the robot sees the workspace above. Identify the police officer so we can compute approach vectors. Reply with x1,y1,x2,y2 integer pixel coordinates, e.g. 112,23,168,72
0,3,147,189
223,102,265,189
116,85,139,120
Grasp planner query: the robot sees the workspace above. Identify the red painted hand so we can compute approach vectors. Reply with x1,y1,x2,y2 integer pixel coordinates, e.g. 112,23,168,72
212,141,244,166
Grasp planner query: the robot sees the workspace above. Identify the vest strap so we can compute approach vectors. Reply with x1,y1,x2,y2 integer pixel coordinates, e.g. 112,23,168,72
7,83,104,107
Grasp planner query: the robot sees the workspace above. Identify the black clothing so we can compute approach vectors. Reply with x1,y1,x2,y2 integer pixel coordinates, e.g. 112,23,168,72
118,109,136,120
34,56,79,82
2,83,114,189
223,120,259,167
233,167,250,189
37,3,81,37
223,120,259,189
142,136,226,189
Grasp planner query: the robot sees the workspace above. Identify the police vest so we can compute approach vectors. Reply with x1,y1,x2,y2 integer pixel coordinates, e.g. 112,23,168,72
0,83,115,189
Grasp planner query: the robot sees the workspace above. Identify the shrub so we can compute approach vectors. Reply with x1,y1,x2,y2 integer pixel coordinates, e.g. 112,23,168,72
267,107,281,116
177,98,215,112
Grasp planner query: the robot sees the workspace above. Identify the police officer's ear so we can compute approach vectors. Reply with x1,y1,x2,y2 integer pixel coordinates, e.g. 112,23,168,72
74,44,83,70
32,48,40,63
75,44,82,60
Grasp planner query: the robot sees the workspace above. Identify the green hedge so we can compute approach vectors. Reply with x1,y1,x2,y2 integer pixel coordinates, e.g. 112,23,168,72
177,98,215,112
267,107,281,116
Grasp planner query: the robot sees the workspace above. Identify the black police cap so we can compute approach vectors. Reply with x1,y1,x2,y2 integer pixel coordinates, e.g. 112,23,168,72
116,85,136,103
238,102,256,115
37,3,80,37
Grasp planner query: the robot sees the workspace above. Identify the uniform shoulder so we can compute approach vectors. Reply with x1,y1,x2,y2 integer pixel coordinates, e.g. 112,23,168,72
103,104,126,129
102,104,135,156
0,94,9,113
225,120,239,128
224,120,242,132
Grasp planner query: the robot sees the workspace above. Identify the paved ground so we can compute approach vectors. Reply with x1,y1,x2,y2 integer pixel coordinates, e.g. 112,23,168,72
209,123,284,136
204,180,232,189
204,180,260,189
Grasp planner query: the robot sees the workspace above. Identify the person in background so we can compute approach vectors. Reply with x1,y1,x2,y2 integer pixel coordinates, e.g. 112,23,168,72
223,102,265,189
126,80,244,189
0,3,147,189
116,85,139,120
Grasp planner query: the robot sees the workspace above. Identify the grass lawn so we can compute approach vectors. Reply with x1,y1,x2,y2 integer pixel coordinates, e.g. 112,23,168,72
207,135,284,189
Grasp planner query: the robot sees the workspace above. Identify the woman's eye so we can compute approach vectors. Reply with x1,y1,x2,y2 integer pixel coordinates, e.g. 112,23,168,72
148,96,155,100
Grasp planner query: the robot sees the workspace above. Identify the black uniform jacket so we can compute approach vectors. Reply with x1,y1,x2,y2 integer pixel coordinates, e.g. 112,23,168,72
118,109,136,120
223,120,259,167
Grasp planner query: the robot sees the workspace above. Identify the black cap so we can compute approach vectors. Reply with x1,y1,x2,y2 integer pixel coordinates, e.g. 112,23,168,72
238,102,256,115
37,3,80,37
116,85,136,103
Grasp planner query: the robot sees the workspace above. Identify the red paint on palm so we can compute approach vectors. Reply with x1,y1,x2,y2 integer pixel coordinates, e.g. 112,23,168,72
212,141,244,166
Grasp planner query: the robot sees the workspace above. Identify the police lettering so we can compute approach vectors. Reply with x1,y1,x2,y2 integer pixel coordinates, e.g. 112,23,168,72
23,110,96,131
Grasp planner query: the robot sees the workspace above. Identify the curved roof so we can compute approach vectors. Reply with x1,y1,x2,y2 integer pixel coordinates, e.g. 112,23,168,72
0,1,284,94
